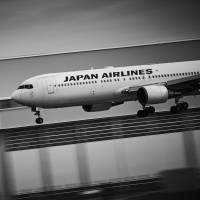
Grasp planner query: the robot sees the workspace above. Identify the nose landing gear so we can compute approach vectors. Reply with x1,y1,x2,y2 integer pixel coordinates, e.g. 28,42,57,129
31,107,44,124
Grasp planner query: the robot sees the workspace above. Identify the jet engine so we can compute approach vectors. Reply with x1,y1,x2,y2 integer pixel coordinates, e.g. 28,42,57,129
137,85,168,105
82,103,112,112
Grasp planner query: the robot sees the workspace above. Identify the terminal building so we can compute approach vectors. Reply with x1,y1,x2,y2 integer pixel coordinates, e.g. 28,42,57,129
0,40,200,199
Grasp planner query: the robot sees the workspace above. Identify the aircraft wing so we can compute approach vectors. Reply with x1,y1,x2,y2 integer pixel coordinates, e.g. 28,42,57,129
0,97,25,109
120,74,200,99
166,74,200,94
120,86,139,95
119,86,140,100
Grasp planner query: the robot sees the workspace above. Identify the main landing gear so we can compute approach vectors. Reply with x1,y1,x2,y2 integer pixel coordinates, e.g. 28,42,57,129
137,98,189,118
137,106,155,117
32,107,44,124
170,101,188,113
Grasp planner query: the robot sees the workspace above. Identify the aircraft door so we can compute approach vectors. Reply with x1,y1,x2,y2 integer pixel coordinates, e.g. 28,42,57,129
47,79,55,94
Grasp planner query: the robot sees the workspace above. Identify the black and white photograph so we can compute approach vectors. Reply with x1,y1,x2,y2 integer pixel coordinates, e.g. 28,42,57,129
0,0,200,199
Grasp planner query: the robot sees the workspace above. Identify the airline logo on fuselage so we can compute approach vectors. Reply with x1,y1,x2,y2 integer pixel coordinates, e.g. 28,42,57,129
64,69,153,82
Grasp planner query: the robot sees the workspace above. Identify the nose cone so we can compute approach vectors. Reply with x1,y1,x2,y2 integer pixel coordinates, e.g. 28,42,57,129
11,90,21,103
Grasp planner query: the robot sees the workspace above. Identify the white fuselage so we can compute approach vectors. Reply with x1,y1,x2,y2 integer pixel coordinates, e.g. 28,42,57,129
12,60,200,109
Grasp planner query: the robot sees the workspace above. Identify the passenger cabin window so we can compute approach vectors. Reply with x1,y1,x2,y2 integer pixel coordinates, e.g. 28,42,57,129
18,84,33,89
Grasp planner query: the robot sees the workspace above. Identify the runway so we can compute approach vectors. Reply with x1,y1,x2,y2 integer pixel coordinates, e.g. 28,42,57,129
4,107,200,151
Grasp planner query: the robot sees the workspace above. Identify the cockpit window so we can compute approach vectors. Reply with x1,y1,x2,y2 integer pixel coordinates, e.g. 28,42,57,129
18,84,33,89
18,85,24,89
26,84,33,89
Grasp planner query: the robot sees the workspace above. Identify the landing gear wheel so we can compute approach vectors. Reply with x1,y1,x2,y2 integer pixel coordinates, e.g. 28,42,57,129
176,103,183,113
170,106,177,113
170,101,188,114
147,106,155,114
170,104,182,113
137,109,148,117
36,117,44,124
181,102,189,110
137,106,155,118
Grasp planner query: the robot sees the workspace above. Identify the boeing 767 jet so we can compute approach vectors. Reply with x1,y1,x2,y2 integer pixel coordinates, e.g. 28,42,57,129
10,60,200,124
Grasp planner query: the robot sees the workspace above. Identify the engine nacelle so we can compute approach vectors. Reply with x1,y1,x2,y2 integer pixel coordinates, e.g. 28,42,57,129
82,103,112,112
137,85,168,105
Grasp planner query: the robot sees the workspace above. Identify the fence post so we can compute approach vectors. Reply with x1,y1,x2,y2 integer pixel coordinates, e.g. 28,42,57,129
0,113,12,200
183,131,198,168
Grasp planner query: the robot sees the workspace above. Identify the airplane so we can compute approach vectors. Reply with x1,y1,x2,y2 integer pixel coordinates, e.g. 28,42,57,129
11,60,200,124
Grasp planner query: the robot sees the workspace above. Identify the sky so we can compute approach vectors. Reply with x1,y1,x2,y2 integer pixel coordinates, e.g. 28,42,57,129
0,0,200,58
0,0,200,193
